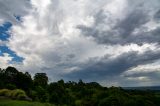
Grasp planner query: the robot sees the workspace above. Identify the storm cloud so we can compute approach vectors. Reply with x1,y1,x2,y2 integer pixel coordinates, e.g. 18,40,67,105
78,1,160,45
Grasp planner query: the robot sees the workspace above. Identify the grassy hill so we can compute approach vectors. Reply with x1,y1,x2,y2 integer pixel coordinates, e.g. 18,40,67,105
0,98,55,106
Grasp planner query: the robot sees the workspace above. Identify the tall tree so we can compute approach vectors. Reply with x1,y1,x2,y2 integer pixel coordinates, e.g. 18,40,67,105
16,72,33,91
33,73,48,88
4,66,19,88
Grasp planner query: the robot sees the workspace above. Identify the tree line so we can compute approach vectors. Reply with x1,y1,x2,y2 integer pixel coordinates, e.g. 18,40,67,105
0,66,160,106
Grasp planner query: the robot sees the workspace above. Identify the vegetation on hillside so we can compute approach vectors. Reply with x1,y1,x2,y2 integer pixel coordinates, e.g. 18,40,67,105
0,66,160,106
0,98,54,106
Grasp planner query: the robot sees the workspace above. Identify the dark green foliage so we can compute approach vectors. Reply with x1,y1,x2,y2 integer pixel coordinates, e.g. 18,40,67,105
6,84,17,90
33,73,48,88
16,72,33,91
35,86,49,102
33,73,49,102
0,66,160,106
0,66,33,92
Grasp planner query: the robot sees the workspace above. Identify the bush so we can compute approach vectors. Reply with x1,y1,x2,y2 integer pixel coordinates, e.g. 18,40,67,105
10,89,27,99
29,90,38,101
75,100,82,106
0,89,29,100
0,89,11,96
99,96,120,106
17,93,27,100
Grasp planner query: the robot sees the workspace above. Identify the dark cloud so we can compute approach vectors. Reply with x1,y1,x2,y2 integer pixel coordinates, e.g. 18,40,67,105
124,71,160,78
77,3,160,45
122,71,160,87
154,10,160,22
62,49,160,82
114,10,149,38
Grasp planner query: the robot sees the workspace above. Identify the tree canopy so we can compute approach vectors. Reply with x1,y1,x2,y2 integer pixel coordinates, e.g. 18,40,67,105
0,66,160,106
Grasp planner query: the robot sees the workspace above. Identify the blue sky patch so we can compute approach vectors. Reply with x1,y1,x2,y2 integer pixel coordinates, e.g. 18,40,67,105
0,22,12,41
14,15,22,22
0,22,24,63
0,46,24,63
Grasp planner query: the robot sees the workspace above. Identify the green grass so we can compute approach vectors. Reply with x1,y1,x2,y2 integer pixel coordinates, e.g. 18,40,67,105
0,99,55,106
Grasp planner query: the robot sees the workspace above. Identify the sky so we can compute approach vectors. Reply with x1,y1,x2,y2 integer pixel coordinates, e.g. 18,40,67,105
0,0,160,87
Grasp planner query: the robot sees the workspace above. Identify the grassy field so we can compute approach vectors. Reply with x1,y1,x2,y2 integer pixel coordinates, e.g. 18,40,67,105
0,98,55,106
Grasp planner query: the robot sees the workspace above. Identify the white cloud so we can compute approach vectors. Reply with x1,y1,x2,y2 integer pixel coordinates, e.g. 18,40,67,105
127,76,150,81
0,40,8,46
0,53,13,69
123,61,160,76
0,0,31,25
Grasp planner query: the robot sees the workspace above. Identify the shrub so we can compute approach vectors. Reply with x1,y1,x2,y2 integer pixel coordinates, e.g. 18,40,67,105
0,89,29,100
75,100,82,106
0,89,11,96
99,96,120,106
17,93,27,100
10,89,27,99
29,90,38,101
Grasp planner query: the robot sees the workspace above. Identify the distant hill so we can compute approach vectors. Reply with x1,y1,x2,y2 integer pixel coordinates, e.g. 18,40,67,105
123,86,160,91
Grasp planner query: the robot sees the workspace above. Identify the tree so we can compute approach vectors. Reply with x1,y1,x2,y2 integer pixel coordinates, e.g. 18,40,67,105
16,72,33,91
33,73,48,88
3,67,33,91
5,66,19,76
35,86,49,102
0,68,5,88
4,66,19,88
